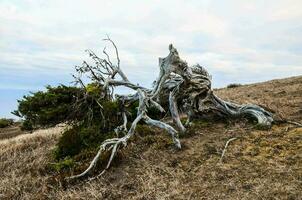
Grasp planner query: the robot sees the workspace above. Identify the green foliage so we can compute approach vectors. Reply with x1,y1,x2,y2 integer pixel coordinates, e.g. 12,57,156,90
54,124,117,160
13,83,166,164
54,126,83,159
54,100,164,161
86,82,102,96
127,101,139,121
13,85,82,129
0,118,14,128
127,101,164,121
20,120,33,131
101,100,121,132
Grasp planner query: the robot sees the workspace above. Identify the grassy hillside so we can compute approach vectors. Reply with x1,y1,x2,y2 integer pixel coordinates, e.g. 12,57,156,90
0,76,301,200
0,123,25,140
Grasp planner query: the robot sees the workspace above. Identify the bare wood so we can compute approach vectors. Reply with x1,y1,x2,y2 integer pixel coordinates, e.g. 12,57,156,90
169,91,186,132
287,120,302,127
219,137,237,163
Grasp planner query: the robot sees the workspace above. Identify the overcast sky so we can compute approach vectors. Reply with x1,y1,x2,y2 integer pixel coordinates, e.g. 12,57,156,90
1,0,302,118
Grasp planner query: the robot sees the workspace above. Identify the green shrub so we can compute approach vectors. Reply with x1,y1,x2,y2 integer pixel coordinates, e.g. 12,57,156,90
227,83,242,88
13,83,167,165
20,120,33,131
12,85,82,129
54,122,116,160
54,126,84,159
0,118,14,128
101,100,121,131
53,100,164,161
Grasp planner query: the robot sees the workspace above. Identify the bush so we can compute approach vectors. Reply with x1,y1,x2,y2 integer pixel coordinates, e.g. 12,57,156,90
12,85,83,130
13,83,166,163
227,83,242,88
13,83,126,160
0,118,14,128
54,123,116,160
54,127,83,159
53,99,165,161
53,99,121,160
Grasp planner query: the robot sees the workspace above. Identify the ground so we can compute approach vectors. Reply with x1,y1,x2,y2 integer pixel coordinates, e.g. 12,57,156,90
0,76,301,200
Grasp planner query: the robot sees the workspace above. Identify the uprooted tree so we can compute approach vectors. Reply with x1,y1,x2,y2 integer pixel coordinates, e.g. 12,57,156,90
67,38,274,180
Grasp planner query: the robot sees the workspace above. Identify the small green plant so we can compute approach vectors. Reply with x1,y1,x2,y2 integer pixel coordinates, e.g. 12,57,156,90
49,157,75,172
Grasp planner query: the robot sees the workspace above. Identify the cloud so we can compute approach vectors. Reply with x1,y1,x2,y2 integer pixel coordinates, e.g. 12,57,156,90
1,0,302,117
0,0,301,90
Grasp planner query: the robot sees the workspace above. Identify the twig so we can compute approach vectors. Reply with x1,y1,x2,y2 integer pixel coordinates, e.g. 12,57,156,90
283,120,302,132
220,137,237,163
287,121,302,127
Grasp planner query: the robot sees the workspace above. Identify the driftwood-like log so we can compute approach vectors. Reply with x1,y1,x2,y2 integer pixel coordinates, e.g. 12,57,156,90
67,39,273,180
156,45,273,127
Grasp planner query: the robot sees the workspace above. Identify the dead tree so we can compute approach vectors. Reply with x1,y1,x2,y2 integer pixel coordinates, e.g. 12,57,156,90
67,38,273,180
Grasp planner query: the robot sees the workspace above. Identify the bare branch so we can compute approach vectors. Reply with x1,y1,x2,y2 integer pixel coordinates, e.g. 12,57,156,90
220,137,237,163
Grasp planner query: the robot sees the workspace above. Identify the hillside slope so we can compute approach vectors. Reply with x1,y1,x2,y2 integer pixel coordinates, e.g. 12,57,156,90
0,76,301,200
0,124,26,140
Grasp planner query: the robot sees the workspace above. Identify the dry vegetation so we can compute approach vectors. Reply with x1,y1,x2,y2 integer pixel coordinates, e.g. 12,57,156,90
0,124,26,140
0,76,301,200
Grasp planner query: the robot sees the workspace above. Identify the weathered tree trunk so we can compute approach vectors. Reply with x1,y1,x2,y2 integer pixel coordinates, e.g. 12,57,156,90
67,40,273,180
157,45,273,127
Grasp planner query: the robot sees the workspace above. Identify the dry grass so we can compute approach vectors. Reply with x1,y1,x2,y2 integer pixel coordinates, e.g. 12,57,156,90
0,125,25,140
0,76,301,199
215,75,302,121
0,126,64,200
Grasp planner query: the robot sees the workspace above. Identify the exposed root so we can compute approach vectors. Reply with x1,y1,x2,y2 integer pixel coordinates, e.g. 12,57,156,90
169,91,186,133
